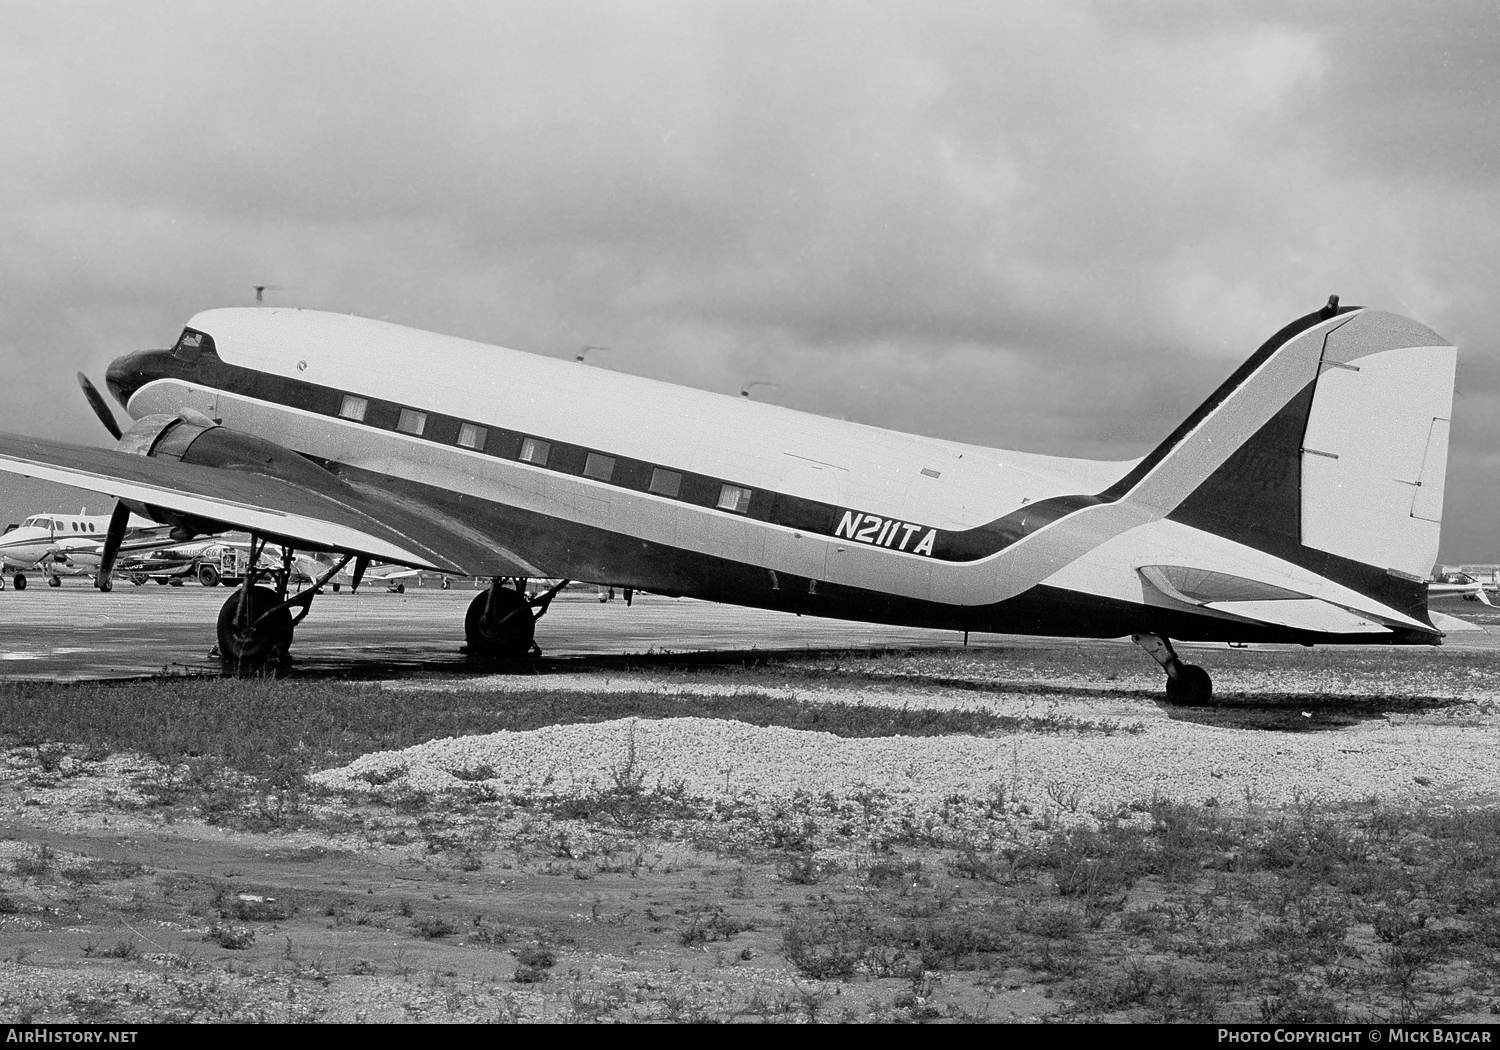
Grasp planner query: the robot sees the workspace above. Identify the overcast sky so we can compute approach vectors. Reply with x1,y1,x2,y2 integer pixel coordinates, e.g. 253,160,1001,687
1,0,1497,560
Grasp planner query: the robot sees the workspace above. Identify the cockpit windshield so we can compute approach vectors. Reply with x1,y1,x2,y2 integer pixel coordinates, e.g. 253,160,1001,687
171,328,218,361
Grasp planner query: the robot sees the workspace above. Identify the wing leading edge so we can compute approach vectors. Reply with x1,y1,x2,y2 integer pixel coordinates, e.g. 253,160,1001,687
0,432,539,577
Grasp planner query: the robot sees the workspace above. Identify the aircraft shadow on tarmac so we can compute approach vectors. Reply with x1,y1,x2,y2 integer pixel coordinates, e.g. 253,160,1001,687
202,644,1473,734
1159,693,1469,733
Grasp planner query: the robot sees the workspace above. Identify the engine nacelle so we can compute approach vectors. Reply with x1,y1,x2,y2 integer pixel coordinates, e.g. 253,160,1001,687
114,413,347,537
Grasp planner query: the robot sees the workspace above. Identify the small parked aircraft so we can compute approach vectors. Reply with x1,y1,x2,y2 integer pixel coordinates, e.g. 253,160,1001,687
1427,571,1495,606
0,296,1459,703
0,508,165,589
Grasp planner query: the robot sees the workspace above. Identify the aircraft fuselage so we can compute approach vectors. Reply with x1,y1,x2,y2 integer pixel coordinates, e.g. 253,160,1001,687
96,306,1454,647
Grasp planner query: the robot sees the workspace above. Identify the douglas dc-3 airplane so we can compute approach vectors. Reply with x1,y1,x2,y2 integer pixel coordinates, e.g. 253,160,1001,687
0,296,1458,704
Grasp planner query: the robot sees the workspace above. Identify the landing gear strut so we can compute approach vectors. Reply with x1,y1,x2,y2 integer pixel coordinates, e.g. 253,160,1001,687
1132,632,1213,706
214,535,350,674
464,577,569,660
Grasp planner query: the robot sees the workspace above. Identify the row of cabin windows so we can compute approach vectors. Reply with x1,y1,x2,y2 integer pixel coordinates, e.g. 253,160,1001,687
23,517,90,532
334,394,752,514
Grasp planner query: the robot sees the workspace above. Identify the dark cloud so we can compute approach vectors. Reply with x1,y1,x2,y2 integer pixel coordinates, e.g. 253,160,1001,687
1,0,1496,559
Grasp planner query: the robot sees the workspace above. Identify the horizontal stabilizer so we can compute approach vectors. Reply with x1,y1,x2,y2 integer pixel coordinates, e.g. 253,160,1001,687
1203,598,1388,634
1429,611,1483,633
1137,564,1426,636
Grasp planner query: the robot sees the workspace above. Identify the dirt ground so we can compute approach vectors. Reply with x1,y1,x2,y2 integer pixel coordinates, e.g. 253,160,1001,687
6,631,1500,1023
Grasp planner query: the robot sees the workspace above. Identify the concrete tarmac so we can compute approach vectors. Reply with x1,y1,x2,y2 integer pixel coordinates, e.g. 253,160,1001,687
3,577,1494,682
0,579,1008,681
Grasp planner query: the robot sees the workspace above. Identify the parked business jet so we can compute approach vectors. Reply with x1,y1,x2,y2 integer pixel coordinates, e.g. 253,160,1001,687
0,296,1458,703
0,508,162,589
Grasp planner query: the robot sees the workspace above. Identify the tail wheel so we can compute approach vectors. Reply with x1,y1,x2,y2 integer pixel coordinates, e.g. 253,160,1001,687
47,575,61,588
199,564,220,588
464,588,536,659
216,586,294,670
1165,664,1214,706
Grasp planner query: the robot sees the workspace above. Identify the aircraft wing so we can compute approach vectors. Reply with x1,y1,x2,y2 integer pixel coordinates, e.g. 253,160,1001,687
0,432,539,577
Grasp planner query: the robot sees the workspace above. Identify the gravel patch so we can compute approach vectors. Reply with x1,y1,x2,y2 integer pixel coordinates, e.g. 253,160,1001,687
311,705,1499,817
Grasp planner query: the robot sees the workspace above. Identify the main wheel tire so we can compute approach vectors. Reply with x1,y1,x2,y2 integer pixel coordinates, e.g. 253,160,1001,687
47,575,61,588
464,588,536,660
1165,664,1213,706
216,586,294,671
155,577,169,585
13,574,26,591
199,564,220,588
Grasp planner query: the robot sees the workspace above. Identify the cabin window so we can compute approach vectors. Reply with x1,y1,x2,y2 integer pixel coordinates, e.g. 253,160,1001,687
457,423,487,450
519,438,550,466
648,468,682,498
396,408,427,436
338,395,368,421
717,484,752,513
583,452,615,482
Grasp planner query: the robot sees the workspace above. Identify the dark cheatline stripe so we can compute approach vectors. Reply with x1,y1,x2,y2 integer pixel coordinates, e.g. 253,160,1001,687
1098,303,1355,500
333,460,1438,646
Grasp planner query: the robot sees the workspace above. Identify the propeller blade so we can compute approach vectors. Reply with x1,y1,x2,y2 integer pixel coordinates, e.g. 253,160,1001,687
95,501,131,592
77,372,123,441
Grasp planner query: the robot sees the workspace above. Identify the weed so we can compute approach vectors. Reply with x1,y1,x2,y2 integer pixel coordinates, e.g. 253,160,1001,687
413,916,459,939
781,904,877,979
446,763,497,782
516,946,556,969
206,924,255,949
13,845,55,879
222,895,295,922
97,939,140,960
679,907,753,946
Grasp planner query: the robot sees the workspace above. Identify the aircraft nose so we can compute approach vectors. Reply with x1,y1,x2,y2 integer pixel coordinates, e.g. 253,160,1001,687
105,352,152,408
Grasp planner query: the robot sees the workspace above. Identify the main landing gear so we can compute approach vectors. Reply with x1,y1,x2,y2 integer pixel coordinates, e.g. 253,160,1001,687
463,577,570,660
1132,632,1214,706
213,535,352,675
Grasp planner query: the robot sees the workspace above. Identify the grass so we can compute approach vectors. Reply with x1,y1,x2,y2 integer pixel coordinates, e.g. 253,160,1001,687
0,676,1120,784
767,797,1500,1021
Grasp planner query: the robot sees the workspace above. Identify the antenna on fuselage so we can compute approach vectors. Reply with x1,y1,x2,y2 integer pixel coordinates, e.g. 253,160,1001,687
740,381,780,400
575,346,610,363
253,284,286,304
